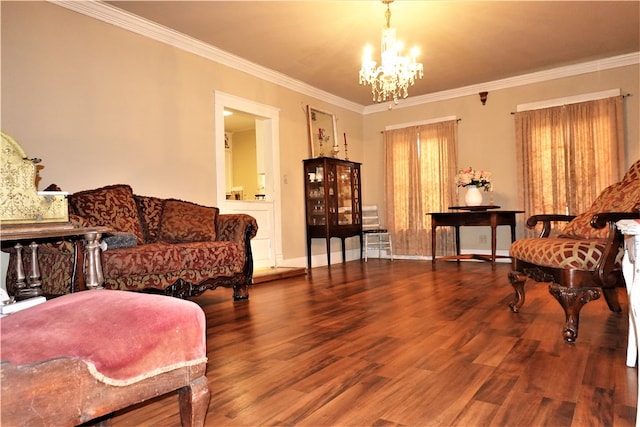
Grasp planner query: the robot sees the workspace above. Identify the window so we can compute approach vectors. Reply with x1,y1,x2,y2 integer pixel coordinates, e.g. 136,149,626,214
514,96,625,236
384,120,458,256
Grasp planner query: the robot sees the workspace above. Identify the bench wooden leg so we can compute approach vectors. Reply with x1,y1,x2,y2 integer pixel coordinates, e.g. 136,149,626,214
179,376,210,427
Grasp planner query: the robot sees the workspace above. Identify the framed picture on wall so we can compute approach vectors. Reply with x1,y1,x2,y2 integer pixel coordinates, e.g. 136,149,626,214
306,105,338,158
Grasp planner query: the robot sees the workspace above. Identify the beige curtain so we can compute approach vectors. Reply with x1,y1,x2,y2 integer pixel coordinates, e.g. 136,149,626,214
515,96,624,236
384,120,458,256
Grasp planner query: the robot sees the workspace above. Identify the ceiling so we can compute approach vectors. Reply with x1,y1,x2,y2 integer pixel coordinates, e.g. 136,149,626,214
105,1,639,107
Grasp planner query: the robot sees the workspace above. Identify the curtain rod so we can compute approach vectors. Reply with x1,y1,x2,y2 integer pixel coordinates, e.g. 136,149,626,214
380,118,462,133
510,93,632,115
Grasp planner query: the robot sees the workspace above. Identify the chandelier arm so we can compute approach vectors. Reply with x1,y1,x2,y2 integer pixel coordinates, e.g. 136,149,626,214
385,2,391,28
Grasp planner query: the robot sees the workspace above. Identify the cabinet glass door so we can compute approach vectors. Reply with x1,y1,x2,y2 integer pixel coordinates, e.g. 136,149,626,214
305,162,325,226
336,164,353,225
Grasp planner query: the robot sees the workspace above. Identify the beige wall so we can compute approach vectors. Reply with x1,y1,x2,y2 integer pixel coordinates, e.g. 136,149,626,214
1,1,365,263
2,2,638,263
363,65,639,250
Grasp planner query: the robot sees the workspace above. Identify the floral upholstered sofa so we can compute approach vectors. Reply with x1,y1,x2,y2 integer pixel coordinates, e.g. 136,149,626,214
6,184,258,300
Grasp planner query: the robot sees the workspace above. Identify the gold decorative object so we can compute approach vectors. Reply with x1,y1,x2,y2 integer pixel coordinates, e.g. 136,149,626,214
0,131,69,225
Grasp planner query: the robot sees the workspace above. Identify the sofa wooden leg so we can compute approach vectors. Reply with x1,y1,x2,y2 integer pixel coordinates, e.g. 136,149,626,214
508,271,528,312
178,376,210,427
233,283,249,300
548,284,601,343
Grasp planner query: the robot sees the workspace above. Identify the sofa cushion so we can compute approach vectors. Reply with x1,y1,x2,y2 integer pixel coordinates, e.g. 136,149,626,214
0,290,207,384
562,177,640,239
623,159,640,182
134,195,164,244
159,199,218,243
69,185,144,245
102,242,182,278
178,241,244,271
510,236,617,271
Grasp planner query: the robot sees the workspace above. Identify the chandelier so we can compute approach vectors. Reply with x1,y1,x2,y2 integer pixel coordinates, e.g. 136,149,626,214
359,0,423,104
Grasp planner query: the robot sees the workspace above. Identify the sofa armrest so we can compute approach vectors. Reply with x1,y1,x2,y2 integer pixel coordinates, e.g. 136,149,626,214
587,211,640,287
590,211,640,229
216,214,258,243
526,214,576,238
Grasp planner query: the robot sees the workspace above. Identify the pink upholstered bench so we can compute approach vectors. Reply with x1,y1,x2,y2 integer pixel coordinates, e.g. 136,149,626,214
0,290,210,426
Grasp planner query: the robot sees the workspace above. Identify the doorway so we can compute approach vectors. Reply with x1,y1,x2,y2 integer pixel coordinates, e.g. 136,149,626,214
214,91,281,269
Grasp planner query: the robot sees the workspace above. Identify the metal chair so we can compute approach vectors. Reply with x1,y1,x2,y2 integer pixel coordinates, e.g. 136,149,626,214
362,205,393,262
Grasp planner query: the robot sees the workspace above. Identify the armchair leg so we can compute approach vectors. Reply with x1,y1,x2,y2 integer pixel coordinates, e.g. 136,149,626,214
178,376,210,427
601,287,622,312
508,271,528,312
548,284,601,343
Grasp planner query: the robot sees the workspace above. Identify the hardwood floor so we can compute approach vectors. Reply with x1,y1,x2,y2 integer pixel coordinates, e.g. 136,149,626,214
111,260,637,426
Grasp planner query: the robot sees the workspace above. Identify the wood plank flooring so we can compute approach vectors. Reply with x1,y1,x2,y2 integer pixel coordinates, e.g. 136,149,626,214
111,260,638,426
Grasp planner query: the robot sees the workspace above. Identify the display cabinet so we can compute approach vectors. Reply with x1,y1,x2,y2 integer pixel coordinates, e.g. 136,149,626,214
303,157,362,268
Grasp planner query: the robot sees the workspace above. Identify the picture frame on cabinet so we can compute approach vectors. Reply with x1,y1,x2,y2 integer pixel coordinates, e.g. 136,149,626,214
306,105,338,158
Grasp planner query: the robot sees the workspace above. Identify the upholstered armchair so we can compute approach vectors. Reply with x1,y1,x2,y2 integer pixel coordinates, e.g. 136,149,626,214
508,160,640,342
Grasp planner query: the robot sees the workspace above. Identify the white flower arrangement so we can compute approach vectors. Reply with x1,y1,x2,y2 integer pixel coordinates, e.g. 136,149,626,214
455,167,492,191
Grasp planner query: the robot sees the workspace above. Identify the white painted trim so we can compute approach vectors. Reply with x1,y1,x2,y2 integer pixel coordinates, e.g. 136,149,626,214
50,1,639,115
385,115,458,131
214,91,283,267
515,88,622,112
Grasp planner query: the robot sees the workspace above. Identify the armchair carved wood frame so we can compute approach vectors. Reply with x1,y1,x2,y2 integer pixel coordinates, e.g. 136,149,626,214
508,160,640,343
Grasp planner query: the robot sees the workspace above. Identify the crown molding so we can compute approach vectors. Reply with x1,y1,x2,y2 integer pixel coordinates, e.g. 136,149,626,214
364,52,640,114
50,1,638,116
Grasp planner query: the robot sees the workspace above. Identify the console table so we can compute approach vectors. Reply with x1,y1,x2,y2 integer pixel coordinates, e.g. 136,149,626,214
428,209,524,265
1,224,110,298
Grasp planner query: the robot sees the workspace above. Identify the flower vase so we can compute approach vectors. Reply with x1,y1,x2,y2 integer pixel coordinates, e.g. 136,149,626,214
465,186,483,206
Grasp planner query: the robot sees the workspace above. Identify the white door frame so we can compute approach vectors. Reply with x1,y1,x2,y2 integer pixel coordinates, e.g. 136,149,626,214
213,91,282,267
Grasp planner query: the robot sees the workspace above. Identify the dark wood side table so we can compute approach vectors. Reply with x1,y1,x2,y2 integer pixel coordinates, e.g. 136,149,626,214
428,208,524,265
1,224,110,299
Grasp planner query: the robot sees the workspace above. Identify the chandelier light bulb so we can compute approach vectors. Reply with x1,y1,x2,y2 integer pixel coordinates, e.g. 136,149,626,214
362,44,375,64
359,0,423,104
